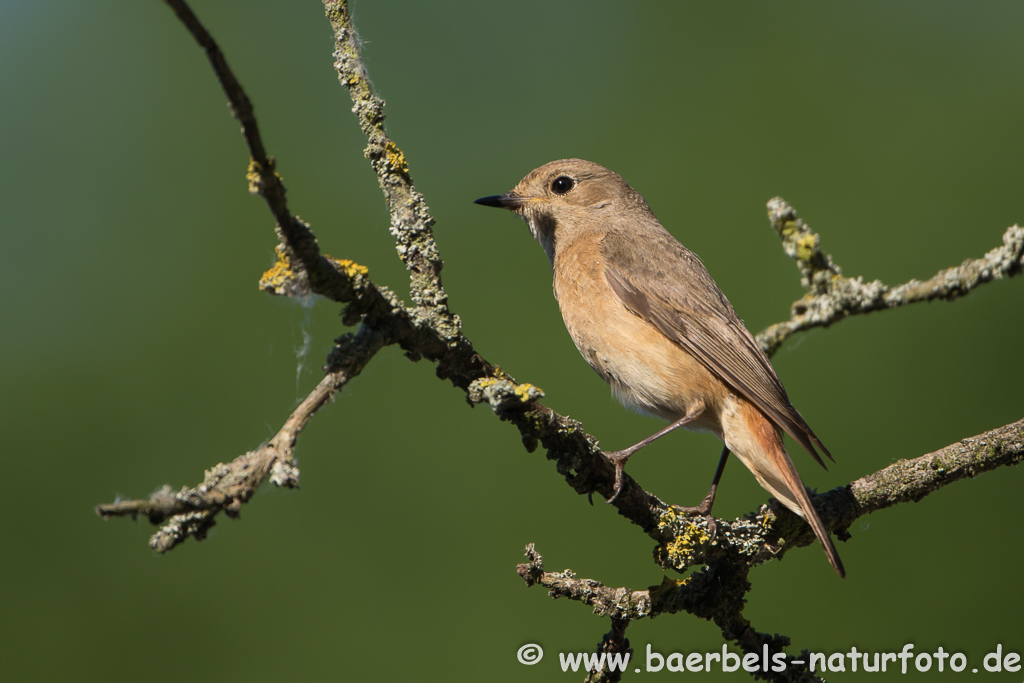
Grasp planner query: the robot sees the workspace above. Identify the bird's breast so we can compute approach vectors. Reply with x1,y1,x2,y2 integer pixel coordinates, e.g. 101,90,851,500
551,235,725,432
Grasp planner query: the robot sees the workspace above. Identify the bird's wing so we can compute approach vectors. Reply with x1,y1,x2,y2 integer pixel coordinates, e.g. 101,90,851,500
600,228,832,468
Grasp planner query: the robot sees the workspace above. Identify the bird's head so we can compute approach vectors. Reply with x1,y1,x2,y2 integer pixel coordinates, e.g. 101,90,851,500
475,158,651,264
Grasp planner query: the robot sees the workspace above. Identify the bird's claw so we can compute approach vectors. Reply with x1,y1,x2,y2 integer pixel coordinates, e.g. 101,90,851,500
670,489,719,540
603,450,630,505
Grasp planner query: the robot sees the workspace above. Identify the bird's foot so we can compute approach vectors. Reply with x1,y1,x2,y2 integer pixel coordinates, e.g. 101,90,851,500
602,449,634,505
670,488,719,539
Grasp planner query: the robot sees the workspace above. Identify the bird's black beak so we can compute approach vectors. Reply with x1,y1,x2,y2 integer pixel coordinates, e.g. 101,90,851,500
473,192,526,210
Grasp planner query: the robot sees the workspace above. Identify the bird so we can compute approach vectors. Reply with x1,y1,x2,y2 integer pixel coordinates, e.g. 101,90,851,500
474,158,844,577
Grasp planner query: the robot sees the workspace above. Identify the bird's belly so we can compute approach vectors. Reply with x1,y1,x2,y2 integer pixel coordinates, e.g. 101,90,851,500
554,264,723,434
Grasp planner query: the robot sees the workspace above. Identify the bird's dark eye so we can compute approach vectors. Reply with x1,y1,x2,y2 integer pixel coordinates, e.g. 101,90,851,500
550,176,575,195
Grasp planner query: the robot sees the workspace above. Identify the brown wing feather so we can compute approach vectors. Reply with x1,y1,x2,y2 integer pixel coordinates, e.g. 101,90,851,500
600,228,833,468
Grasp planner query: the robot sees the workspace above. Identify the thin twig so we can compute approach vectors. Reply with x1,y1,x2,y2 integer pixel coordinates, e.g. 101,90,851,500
757,198,1024,355
163,0,368,303
96,326,386,552
163,0,288,242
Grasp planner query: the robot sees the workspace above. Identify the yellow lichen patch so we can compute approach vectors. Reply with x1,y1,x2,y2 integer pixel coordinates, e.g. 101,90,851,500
648,575,691,606
513,383,543,402
468,377,544,407
796,234,817,262
661,522,711,567
246,157,263,194
325,255,369,279
259,248,297,294
246,157,282,194
778,218,799,238
650,574,690,596
657,507,680,531
347,74,360,88
384,141,410,175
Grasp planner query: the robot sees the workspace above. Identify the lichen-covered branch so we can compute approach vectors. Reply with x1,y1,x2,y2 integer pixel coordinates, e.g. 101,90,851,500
323,0,449,319
646,417,1024,576
516,544,653,621
519,419,1022,681
516,545,638,683
97,5,1023,681
518,544,822,683
586,618,633,683
100,0,664,552
102,0,1022,574
96,325,386,551
757,198,1024,355
848,417,1024,517
163,0,373,306
97,1,387,550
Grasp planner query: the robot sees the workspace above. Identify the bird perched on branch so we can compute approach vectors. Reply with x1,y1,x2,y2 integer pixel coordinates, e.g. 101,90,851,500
476,158,844,577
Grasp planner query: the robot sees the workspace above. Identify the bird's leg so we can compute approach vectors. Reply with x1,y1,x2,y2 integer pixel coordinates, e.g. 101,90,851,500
604,401,705,504
671,445,730,537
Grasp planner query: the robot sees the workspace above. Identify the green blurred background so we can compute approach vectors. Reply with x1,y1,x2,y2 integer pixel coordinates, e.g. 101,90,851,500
2,1,1022,681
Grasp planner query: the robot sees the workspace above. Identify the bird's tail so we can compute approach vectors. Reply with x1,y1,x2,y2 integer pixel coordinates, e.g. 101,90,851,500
728,402,845,578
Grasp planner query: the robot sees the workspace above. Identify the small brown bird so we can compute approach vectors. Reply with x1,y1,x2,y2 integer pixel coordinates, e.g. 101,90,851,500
475,159,844,577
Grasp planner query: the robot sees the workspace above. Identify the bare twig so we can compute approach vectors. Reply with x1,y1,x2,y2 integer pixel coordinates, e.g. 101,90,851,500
162,1,293,252
757,198,1024,355
163,0,370,304
96,326,386,551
